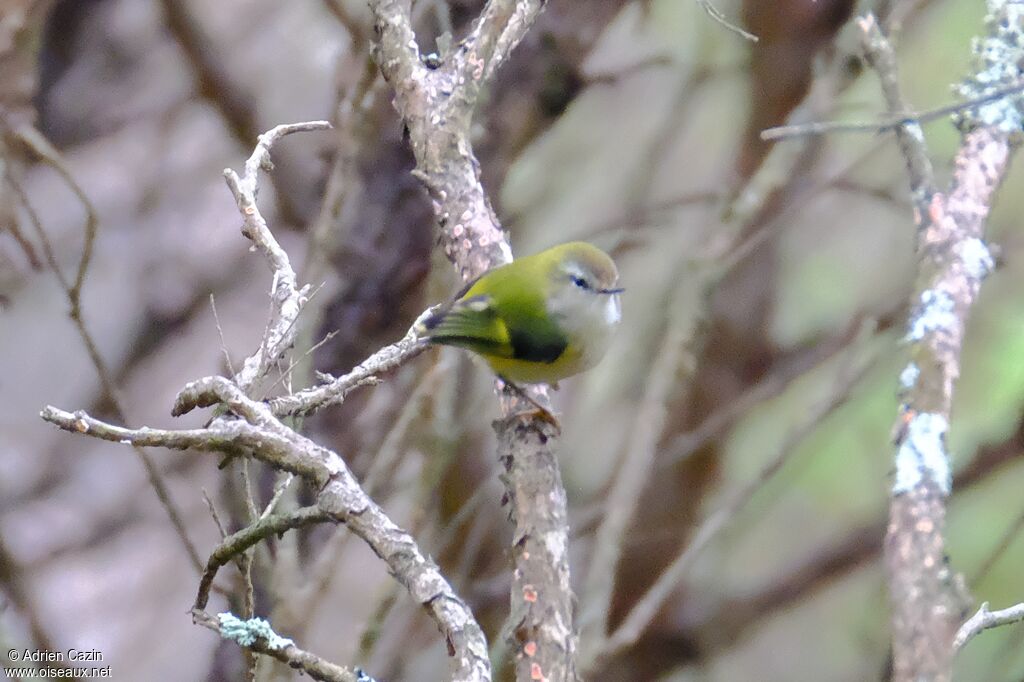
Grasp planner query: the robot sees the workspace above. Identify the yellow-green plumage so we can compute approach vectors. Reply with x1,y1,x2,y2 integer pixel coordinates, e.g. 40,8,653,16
420,242,622,384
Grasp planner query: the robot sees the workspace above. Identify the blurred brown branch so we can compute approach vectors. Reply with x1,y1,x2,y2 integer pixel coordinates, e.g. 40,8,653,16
0,531,81,680
613,413,1024,664
157,0,305,227
219,121,330,391
3,118,204,574
586,342,879,672
579,282,694,661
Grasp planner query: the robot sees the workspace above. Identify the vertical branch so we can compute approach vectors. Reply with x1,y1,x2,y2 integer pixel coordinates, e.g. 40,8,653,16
860,4,1024,680
858,15,936,211
496,418,575,681
368,2,578,680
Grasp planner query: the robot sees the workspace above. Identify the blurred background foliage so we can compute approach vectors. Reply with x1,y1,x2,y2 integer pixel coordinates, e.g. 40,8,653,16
1,0,1023,680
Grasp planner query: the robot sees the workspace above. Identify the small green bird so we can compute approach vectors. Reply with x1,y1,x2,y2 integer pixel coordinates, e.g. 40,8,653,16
418,241,623,385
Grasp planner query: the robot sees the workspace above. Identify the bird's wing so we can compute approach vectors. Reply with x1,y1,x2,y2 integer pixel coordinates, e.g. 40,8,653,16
420,295,516,358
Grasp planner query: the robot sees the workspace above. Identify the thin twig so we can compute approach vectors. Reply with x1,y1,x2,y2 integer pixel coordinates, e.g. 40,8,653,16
858,14,936,209
3,207,42,269
12,125,99,298
203,489,229,539
258,328,337,401
256,280,331,399
696,0,758,43
268,309,431,417
259,473,295,522
237,460,259,667
954,602,1024,653
761,79,1024,141
210,294,237,378
194,505,332,612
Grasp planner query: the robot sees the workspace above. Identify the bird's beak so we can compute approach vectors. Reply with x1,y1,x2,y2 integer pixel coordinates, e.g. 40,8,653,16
598,287,625,295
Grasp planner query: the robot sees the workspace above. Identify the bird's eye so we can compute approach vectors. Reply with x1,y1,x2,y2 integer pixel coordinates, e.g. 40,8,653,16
571,275,590,290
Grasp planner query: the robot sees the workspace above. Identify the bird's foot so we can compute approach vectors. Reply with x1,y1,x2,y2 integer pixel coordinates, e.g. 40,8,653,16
508,406,562,432
500,379,561,433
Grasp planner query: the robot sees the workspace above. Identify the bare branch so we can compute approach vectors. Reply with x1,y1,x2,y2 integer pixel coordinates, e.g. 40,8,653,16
696,0,759,43
222,120,330,393
366,1,575,678
496,416,574,681
370,0,517,279
466,0,548,85
761,79,1024,141
40,396,491,682
35,115,493,681
12,125,99,298
268,307,433,417
954,601,1024,653
858,13,936,211
191,609,365,682
195,506,331,612
864,3,1024,679
259,473,295,521
44,203,484,671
